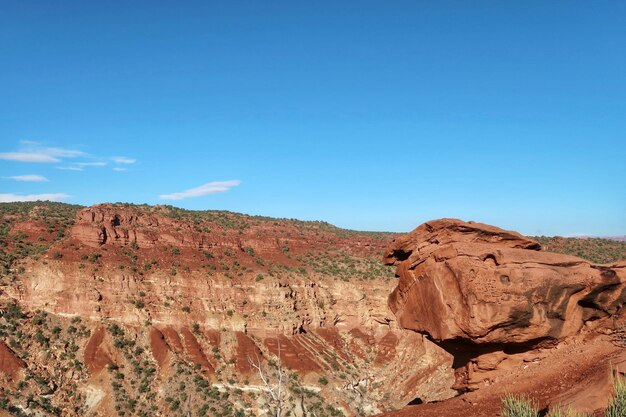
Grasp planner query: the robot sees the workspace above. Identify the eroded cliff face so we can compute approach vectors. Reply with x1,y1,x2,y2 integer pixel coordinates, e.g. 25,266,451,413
0,204,455,416
383,218,626,414
7,207,624,417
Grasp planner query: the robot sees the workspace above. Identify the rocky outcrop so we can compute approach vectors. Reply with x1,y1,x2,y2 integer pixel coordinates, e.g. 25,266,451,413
70,205,238,249
84,327,113,374
384,218,626,391
0,340,26,379
149,327,171,366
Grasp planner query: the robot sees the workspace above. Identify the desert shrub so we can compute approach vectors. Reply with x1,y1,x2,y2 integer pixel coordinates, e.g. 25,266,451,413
502,394,538,417
606,374,626,417
108,323,124,337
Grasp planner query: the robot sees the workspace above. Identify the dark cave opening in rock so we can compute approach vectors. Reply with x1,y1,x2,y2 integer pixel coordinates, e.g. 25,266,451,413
407,397,423,405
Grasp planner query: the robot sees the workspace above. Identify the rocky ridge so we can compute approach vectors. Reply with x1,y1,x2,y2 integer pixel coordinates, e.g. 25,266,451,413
0,203,453,417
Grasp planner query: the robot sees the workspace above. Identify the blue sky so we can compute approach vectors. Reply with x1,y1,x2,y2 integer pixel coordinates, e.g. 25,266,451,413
1,1,624,235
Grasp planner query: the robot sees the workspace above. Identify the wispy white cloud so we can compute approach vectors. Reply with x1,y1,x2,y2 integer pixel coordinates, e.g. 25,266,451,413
39,148,85,158
19,140,85,158
77,161,107,167
57,161,107,171
5,174,50,182
112,157,136,164
0,141,86,163
56,166,84,172
159,180,241,200
3,141,138,172
110,157,135,172
0,193,69,203
0,143,84,163
0,152,60,163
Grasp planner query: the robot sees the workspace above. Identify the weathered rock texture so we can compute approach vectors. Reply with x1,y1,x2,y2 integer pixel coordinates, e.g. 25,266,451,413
385,218,625,346
384,218,626,401
71,206,237,249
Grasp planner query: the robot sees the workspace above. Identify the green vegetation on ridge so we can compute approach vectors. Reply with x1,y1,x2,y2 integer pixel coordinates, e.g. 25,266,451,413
534,236,626,264
0,202,82,275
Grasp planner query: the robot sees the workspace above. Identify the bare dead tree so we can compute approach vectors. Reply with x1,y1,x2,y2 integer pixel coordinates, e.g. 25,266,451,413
247,338,287,417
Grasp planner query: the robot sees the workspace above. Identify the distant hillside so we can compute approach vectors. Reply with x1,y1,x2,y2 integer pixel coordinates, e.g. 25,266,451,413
0,201,397,278
533,235,626,264
2,202,623,271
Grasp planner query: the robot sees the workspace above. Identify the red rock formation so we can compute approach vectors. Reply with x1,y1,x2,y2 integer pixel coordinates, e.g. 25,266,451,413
161,327,184,354
204,329,221,348
180,328,214,373
70,205,234,249
0,341,26,379
153,326,214,373
149,327,171,366
380,335,626,417
347,328,371,359
84,327,112,374
385,219,625,346
384,218,626,397
235,332,264,373
70,204,286,252
314,328,351,361
374,331,399,365
264,336,315,372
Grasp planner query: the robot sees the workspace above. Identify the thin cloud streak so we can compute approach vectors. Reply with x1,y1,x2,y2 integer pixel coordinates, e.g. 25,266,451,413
5,174,50,182
0,193,69,202
77,162,107,167
0,142,86,163
57,161,109,171
0,152,60,163
2,142,137,171
113,157,136,164
159,180,241,200
56,166,84,171
19,140,86,158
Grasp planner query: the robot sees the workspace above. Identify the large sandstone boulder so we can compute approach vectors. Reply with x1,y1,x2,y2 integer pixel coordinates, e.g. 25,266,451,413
384,219,626,346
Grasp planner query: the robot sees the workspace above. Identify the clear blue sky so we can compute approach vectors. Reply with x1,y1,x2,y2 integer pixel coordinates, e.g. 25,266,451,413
1,1,624,236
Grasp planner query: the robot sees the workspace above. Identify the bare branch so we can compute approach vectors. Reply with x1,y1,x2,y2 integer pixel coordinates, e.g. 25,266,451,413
247,351,278,402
